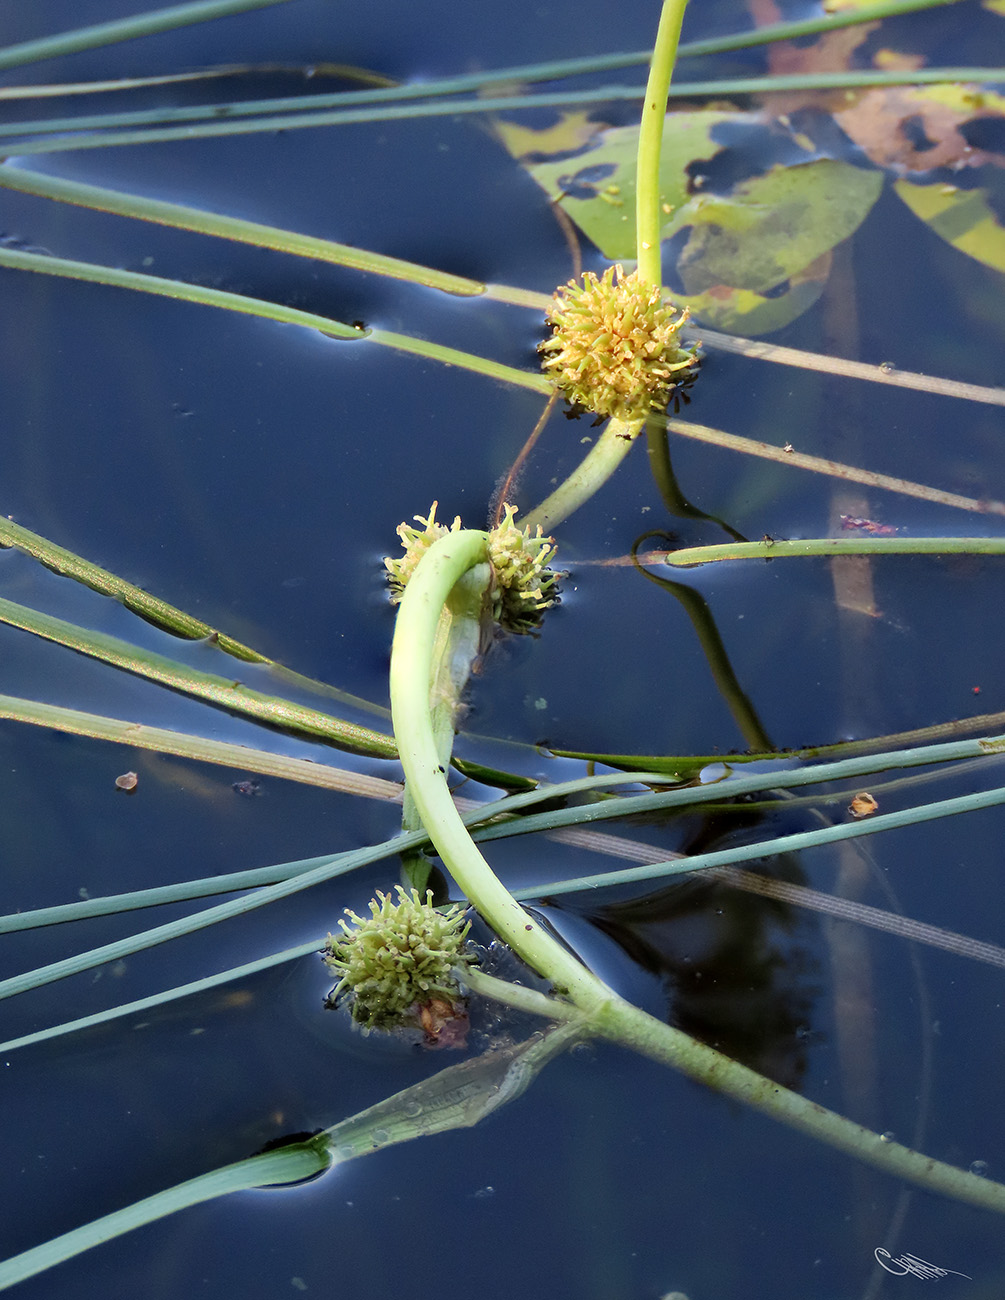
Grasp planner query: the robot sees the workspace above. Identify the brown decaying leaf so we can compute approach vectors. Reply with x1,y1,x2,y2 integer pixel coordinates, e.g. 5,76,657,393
848,791,879,818
835,88,1005,173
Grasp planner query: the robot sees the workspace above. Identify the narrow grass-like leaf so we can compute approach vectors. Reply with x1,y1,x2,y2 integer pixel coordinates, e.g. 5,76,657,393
0,694,403,800
0,245,364,336
0,1,966,122
0,769,670,937
5,71,1002,154
550,712,1005,775
0,1028,578,1289
0,168,486,296
0,0,292,73
472,734,1005,843
694,328,1005,406
0,940,320,1052
0,1141,329,1293
666,418,1005,512
662,536,1005,567
0,595,398,758
0,514,391,716
0,515,267,661
0,247,548,393
523,783,1005,898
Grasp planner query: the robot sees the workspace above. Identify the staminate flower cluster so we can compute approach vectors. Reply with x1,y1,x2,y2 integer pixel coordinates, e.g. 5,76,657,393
385,502,561,634
322,886,472,1029
539,264,699,422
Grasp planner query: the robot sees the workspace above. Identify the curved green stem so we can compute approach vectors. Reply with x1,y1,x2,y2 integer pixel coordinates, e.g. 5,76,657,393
636,0,689,286
389,530,611,1009
390,536,1005,1214
522,417,643,533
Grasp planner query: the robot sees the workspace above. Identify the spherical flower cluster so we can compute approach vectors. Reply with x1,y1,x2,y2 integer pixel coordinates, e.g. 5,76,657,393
322,886,472,1030
385,503,560,634
539,264,699,422
487,504,560,634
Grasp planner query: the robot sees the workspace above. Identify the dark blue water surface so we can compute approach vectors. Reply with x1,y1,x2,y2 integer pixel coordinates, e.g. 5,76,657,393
2,2,1005,1298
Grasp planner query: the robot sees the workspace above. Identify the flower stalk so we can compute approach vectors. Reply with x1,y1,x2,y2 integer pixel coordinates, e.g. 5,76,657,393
388,533,1005,1216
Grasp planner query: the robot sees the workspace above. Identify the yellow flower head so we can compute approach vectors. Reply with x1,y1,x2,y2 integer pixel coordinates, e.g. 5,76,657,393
539,264,699,421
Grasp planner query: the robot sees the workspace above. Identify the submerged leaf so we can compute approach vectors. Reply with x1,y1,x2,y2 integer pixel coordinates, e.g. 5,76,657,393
667,160,883,295
894,178,1005,272
495,111,882,333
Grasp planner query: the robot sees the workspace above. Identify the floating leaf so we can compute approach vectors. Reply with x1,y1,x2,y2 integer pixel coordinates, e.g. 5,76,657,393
495,112,882,333
494,109,740,263
894,177,1005,272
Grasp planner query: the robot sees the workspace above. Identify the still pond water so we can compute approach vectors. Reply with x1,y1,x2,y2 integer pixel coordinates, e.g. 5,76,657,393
2,1,1005,1297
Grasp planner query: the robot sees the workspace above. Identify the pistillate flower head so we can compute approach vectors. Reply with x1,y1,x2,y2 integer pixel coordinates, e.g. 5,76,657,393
385,503,560,634
488,504,560,634
539,264,699,422
323,886,473,1030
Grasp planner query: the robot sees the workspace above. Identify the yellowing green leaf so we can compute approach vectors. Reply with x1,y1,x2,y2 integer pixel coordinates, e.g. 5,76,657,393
495,110,740,261
681,253,832,336
894,178,1005,273
668,160,883,296
495,110,883,333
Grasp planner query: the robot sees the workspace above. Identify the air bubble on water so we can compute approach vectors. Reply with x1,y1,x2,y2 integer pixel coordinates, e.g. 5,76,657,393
969,1159,990,1177
880,1131,895,1143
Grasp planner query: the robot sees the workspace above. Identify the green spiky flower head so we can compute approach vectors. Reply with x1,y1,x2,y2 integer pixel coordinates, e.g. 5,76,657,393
323,886,472,1029
385,503,561,634
539,264,699,421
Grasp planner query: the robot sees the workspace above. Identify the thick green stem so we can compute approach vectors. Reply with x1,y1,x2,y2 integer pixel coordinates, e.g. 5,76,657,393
389,531,611,1009
592,998,1005,1215
636,0,689,286
522,417,643,533
400,561,488,888
390,535,1005,1214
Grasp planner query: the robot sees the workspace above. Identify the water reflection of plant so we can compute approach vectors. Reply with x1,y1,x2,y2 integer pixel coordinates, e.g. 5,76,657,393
1,0,1005,1290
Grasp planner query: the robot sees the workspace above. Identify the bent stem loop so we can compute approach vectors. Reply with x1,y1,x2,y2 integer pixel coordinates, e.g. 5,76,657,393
389,531,1005,1215
389,529,609,1011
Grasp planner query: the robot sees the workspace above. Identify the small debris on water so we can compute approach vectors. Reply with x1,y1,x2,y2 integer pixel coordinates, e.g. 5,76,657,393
848,791,879,819
115,771,138,792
